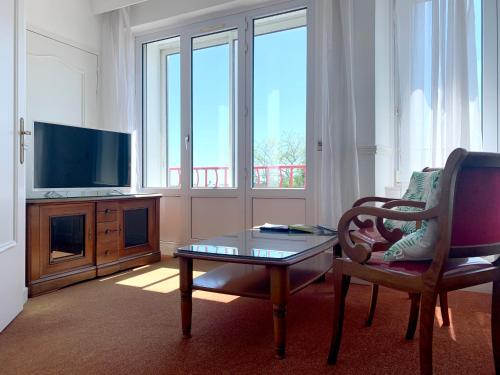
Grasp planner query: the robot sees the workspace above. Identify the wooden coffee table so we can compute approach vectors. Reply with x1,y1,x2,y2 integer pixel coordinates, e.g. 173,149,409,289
175,229,337,358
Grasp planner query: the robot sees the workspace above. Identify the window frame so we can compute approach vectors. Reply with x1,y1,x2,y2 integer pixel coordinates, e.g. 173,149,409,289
136,0,314,195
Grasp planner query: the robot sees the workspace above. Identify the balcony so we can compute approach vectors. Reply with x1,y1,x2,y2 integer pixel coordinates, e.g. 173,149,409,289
168,165,306,188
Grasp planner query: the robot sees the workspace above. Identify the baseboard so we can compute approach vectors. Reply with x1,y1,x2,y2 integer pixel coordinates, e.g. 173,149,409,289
23,286,28,304
160,240,181,256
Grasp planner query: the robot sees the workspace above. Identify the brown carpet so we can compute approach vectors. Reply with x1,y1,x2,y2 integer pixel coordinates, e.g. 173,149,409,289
0,258,494,375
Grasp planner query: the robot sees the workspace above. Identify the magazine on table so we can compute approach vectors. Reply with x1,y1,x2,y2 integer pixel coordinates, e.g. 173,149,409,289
258,223,337,235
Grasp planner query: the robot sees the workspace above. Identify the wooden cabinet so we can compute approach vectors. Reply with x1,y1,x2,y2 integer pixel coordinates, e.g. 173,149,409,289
27,194,161,296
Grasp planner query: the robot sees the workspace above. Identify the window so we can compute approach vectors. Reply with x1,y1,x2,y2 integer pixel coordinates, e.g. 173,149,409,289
143,36,181,188
252,9,307,189
191,30,238,188
141,6,309,190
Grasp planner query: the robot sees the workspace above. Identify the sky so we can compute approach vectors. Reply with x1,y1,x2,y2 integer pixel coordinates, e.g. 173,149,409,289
165,25,308,175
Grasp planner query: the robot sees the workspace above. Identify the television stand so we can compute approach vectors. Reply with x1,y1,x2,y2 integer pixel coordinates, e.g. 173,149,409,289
26,194,161,296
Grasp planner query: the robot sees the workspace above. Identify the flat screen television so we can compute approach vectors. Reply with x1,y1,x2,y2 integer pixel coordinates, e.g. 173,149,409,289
34,122,131,189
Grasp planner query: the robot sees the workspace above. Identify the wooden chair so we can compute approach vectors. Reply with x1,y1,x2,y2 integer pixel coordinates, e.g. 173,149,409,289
350,168,450,334
328,148,500,374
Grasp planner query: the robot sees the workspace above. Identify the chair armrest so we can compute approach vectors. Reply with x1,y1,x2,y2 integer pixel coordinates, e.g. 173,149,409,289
351,196,397,228
338,205,439,264
375,200,426,242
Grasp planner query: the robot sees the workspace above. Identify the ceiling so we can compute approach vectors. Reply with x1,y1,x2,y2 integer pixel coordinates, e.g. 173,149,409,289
91,0,148,14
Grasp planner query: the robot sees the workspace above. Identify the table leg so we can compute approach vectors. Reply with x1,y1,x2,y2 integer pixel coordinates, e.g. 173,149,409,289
179,257,193,338
269,266,290,359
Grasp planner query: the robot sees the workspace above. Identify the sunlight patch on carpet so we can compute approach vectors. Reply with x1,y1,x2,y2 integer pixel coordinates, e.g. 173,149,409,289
116,267,180,288
141,270,206,294
436,308,457,341
192,290,240,303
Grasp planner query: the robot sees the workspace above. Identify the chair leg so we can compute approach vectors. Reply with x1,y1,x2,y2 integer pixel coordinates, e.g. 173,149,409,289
405,293,420,340
419,291,437,375
439,292,450,327
365,284,379,327
492,280,500,374
327,269,351,365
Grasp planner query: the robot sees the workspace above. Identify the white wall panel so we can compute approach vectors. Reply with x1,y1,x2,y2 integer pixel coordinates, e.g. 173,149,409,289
252,198,306,227
26,0,101,53
27,31,98,129
191,197,244,239
160,196,184,243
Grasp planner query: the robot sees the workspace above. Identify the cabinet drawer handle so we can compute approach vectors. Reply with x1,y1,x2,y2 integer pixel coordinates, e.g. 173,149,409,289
104,229,118,235
104,208,111,214
104,250,110,256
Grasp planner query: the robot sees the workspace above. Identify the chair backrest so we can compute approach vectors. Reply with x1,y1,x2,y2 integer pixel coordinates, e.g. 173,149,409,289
439,150,500,259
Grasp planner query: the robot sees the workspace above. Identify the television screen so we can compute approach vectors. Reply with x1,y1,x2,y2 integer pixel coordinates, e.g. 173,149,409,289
34,122,131,189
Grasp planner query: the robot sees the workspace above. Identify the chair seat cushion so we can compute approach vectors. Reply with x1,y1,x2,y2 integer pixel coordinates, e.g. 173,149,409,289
366,252,492,277
350,227,390,253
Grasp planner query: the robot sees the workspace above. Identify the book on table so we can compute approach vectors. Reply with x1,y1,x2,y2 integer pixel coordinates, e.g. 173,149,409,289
258,223,336,235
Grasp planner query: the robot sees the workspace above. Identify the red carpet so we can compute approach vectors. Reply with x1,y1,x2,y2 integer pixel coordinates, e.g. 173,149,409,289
0,258,494,374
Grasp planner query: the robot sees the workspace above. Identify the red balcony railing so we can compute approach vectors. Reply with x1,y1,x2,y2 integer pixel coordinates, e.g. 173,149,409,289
167,165,306,188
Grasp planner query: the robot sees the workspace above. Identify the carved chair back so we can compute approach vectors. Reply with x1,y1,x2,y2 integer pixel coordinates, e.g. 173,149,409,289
427,149,500,282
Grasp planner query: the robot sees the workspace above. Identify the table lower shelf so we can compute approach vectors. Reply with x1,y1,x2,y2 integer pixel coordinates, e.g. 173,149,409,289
192,252,333,299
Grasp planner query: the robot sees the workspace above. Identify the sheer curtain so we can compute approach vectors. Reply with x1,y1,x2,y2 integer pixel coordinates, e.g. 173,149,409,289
100,7,139,191
314,0,360,226
395,0,482,184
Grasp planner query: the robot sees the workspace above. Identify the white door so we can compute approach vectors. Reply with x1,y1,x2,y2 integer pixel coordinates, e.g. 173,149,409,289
184,17,247,241
138,1,312,250
244,5,313,229
0,0,27,331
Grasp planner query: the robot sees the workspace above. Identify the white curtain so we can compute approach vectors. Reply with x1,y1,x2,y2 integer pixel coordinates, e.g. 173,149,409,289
315,0,360,227
100,7,139,191
395,0,482,184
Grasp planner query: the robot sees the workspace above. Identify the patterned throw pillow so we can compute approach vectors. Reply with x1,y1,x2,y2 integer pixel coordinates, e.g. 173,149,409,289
384,171,440,235
383,170,442,261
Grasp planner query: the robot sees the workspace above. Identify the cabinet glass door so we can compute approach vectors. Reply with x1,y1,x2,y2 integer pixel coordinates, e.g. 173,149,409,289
50,215,86,263
39,203,94,276
119,199,156,257
124,208,148,247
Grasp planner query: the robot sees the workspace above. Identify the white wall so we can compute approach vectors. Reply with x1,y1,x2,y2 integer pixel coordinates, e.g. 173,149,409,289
26,0,101,53
130,0,274,33
25,0,104,198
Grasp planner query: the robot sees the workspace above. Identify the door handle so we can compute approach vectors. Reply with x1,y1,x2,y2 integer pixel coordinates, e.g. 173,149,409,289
184,134,190,151
19,118,31,164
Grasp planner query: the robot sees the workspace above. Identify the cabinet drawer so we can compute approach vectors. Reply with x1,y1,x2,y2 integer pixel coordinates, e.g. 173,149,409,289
96,202,118,223
97,222,119,244
96,245,119,265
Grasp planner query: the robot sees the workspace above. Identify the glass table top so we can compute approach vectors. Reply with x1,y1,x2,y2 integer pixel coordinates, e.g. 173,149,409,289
177,229,336,260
